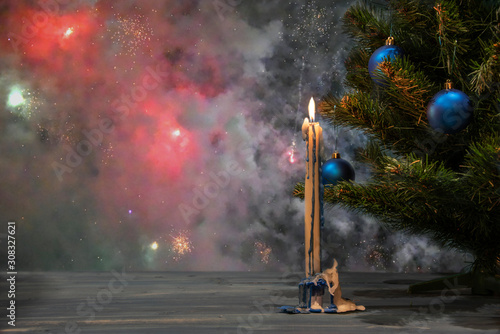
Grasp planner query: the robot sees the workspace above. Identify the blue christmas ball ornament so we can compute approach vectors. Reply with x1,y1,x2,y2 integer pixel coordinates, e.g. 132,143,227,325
322,152,355,186
426,81,473,134
368,37,404,85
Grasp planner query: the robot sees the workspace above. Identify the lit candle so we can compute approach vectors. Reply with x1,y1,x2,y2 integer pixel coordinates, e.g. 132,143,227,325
302,97,323,277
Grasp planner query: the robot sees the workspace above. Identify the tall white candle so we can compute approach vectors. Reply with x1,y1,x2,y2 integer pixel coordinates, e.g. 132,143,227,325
303,97,323,277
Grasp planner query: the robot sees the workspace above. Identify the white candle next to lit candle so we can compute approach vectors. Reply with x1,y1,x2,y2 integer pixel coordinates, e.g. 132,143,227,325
302,97,323,277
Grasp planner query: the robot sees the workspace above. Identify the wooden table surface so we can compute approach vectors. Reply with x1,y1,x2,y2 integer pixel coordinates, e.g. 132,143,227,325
1,271,499,333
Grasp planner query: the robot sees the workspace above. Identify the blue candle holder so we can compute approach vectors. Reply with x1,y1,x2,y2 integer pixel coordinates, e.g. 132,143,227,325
281,275,337,314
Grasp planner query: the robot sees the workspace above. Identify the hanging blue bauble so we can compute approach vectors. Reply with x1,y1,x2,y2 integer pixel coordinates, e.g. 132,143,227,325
322,152,355,186
368,37,404,85
426,81,473,134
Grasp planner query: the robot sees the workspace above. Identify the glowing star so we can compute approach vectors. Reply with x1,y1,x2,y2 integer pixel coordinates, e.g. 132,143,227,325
7,88,25,108
151,242,158,250
63,27,74,39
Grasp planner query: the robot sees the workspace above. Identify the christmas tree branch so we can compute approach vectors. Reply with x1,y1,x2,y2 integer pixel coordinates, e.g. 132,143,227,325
294,152,500,272
377,56,436,122
296,0,500,275
344,48,372,92
470,41,500,94
342,2,389,49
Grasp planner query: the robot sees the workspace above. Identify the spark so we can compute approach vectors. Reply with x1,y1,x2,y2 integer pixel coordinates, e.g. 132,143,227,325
110,14,154,57
100,142,114,164
151,242,158,250
286,1,334,50
172,129,181,137
288,148,295,163
254,241,272,264
63,27,74,39
287,140,297,164
170,231,192,261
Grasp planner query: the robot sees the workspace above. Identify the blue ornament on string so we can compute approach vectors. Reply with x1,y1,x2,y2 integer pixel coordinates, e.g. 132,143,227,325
426,80,473,134
368,37,404,85
322,152,355,186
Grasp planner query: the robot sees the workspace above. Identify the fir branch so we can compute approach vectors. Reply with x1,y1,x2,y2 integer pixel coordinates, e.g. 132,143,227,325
294,152,499,273
390,0,433,31
319,92,391,139
462,135,500,206
293,182,304,200
319,90,467,163
342,1,390,49
434,1,470,66
376,56,437,124
467,90,500,139
355,139,391,169
344,48,372,92
470,41,500,94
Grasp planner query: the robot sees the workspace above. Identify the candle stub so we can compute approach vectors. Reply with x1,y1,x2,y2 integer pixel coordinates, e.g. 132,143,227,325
302,118,309,141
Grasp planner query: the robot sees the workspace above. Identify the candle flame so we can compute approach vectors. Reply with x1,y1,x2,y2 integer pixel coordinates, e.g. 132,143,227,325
308,97,315,122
